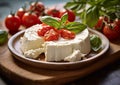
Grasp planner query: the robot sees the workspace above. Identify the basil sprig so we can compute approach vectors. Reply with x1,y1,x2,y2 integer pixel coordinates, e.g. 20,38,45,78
90,35,102,52
64,0,120,28
40,13,87,34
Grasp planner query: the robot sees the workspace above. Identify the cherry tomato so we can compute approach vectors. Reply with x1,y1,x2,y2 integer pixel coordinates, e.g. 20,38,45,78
5,13,21,34
94,16,111,32
22,12,41,28
59,29,75,39
113,23,120,34
44,29,59,41
46,8,60,18
59,9,75,22
103,23,119,40
37,25,54,36
16,7,26,19
114,18,120,27
30,1,45,16
94,16,105,32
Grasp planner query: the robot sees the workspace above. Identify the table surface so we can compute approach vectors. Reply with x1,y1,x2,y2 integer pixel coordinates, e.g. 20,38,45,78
1,60,120,85
0,0,120,85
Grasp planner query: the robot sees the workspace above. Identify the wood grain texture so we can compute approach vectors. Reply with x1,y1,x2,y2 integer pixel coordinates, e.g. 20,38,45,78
0,22,120,85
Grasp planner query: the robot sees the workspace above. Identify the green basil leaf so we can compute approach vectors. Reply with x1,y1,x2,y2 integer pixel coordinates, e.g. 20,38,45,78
68,29,84,34
102,0,120,8
90,34,102,52
0,30,8,45
60,13,68,25
85,6,99,28
64,2,79,10
65,22,87,33
64,2,75,9
40,16,60,28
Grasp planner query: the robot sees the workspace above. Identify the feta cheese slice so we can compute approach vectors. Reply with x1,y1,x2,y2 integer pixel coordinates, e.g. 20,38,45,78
20,24,44,52
64,50,86,62
24,48,44,59
44,42,72,61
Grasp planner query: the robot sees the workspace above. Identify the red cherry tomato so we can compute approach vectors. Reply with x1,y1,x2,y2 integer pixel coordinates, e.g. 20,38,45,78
16,7,26,19
113,23,120,34
59,29,75,39
94,16,104,31
103,24,119,40
22,12,41,28
37,25,54,36
114,18,120,27
5,14,21,34
44,29,59,41
94,16,112,32
47,8,60,18
59,9,75,22
30,1,45,16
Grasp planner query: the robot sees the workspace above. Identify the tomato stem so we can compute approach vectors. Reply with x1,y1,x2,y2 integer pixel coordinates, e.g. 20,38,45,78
10,11,15,16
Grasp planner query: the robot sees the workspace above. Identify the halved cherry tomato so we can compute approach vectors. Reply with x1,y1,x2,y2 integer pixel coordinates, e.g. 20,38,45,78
94,16,105,32
30,1,45,16
94,16,111,32
44,29,59,41
22,12,41,28
59,9,75,22
103,23,119,40
37,25,54,36
5,13,21,34
59,29,75,39
46,8,60,18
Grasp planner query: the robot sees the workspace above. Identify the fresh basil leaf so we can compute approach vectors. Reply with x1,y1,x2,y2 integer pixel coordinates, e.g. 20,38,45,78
60,13,68,25
102,0,119,8
0,30,8,45
90,34,102,52
85,6,99,28
69,29,84,34
64,2,79,10
65,22,87,33
64,2,76,9
40,16,60,29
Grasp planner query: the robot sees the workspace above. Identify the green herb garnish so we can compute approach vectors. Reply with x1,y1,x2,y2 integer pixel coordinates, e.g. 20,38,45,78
40,13,87,34
0,30,8,45
90,34,102,52
64,0,120,28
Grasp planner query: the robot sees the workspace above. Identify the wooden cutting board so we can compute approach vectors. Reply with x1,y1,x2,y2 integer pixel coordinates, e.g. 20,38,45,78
0,22,120,85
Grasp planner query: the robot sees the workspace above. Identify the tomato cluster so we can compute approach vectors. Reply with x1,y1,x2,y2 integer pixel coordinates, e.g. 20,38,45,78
4,1,75,35
94,16,120,40
46,8,75,22
37,23,75,41
5,1,44,35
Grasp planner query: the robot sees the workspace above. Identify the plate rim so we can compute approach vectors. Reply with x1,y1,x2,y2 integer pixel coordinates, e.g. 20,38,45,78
8,28,110,70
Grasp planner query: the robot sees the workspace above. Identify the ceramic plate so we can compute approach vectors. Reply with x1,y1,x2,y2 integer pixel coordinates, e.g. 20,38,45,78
8,28,109,70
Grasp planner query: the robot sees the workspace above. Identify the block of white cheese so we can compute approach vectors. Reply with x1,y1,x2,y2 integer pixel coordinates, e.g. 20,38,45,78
20,24,44,52
44,42,73,61
64,50,86,62
20,24,91,62
44,28,91,61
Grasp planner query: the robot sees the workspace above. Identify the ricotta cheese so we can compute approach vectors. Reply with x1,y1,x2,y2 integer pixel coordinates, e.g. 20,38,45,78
20,24,44,52
20,24,91,62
